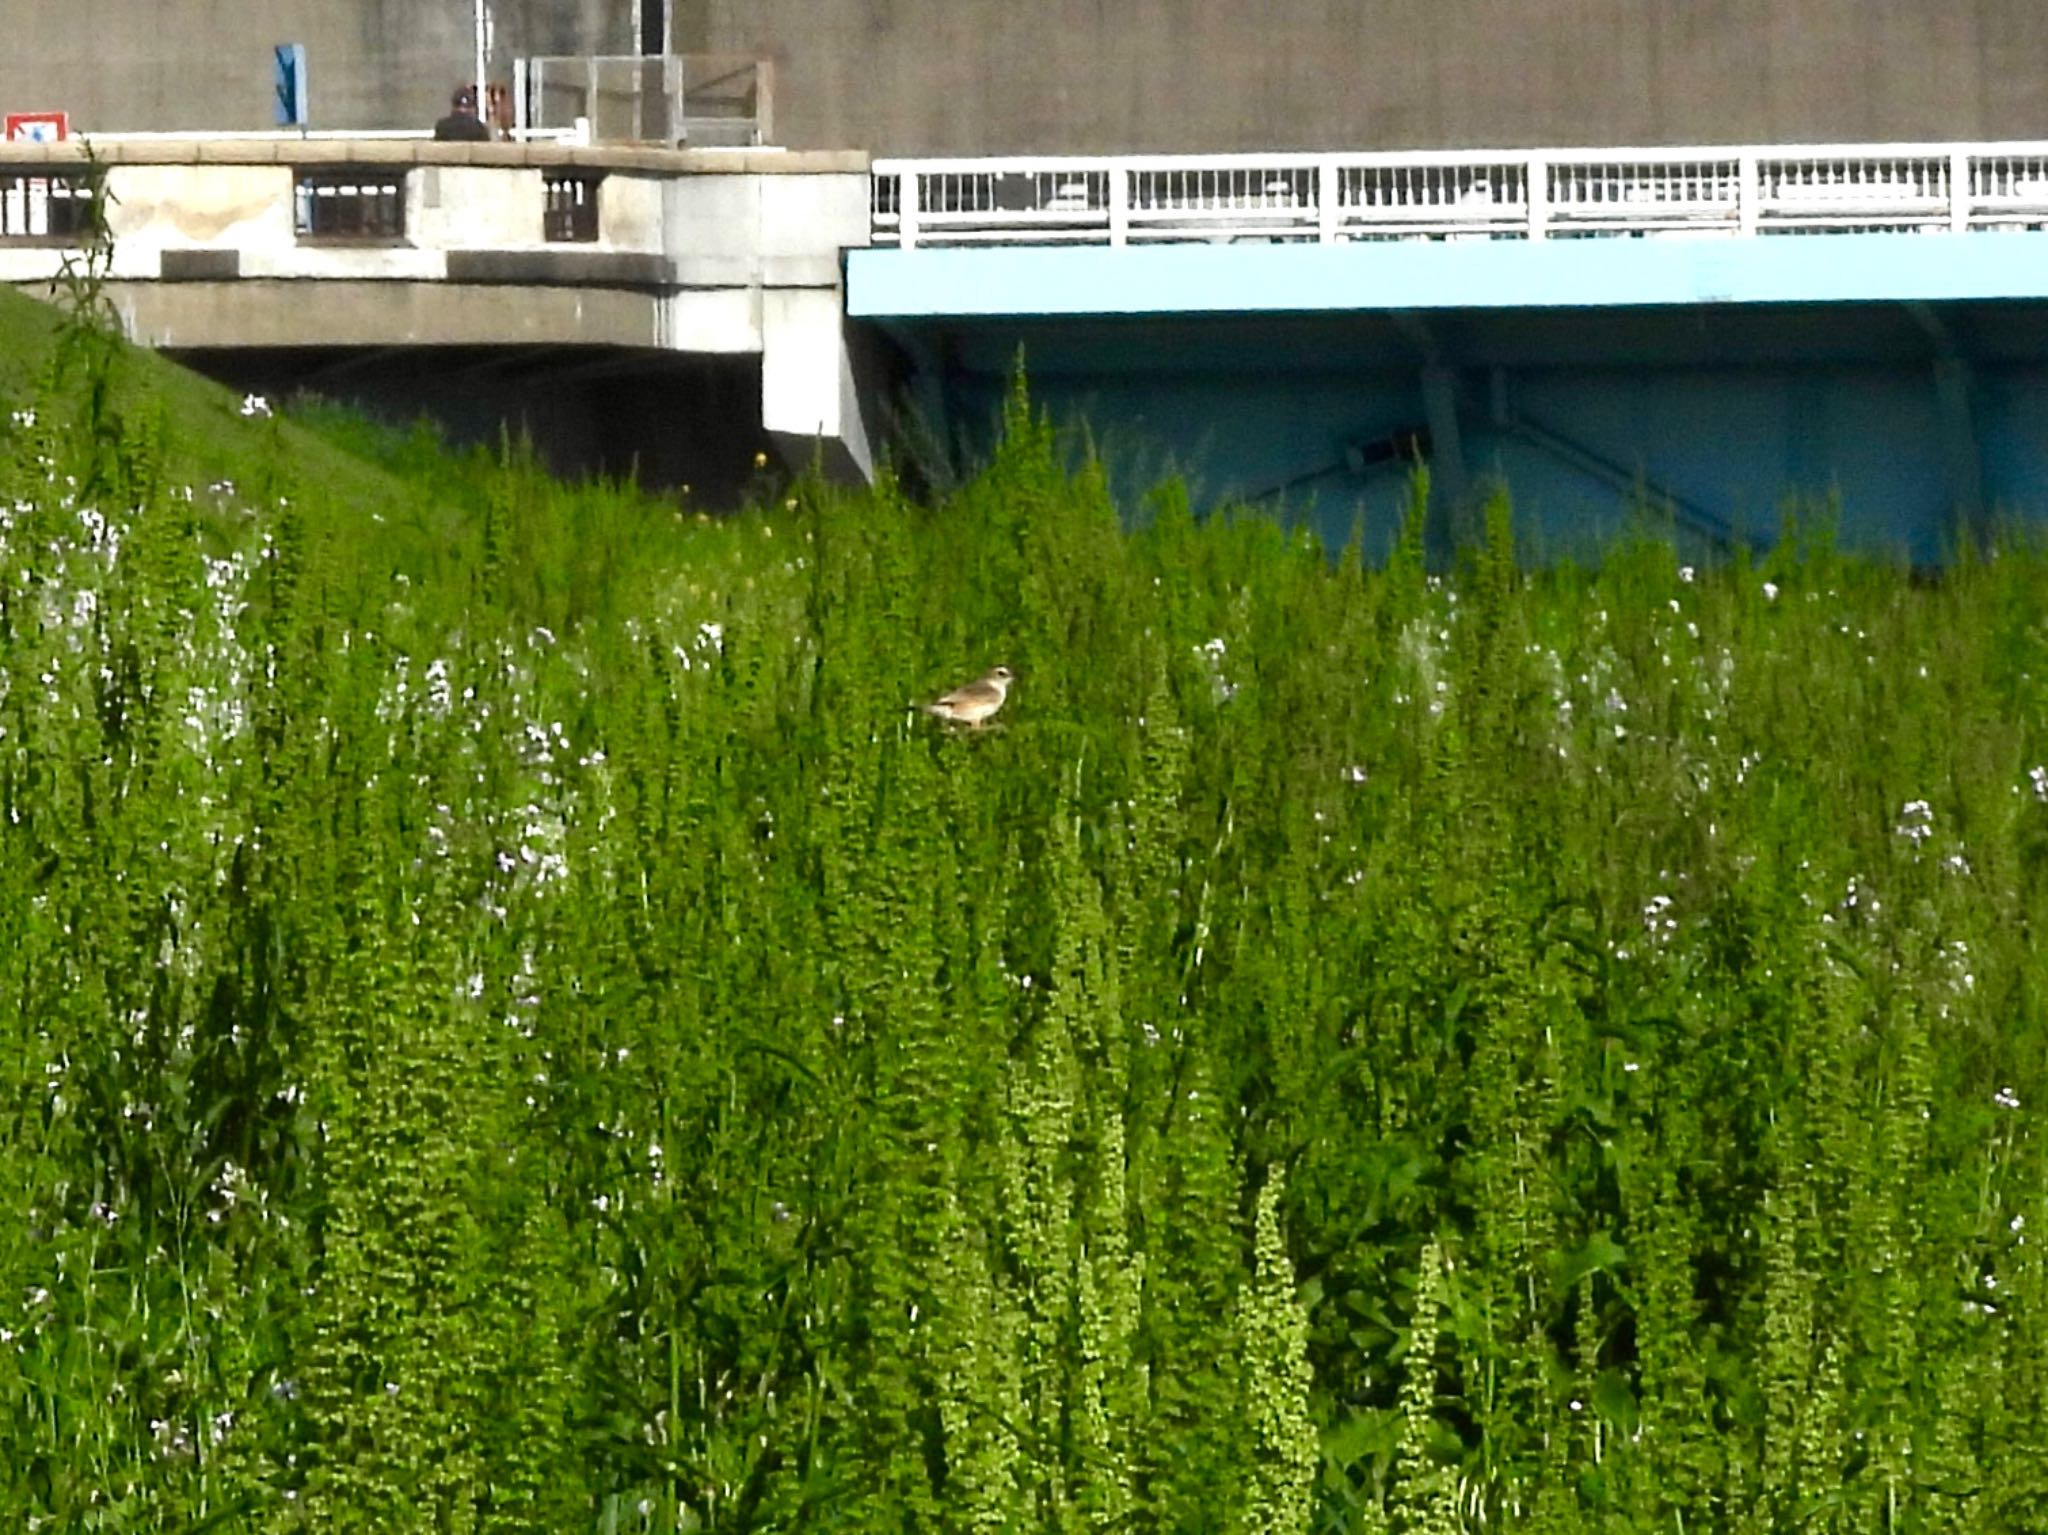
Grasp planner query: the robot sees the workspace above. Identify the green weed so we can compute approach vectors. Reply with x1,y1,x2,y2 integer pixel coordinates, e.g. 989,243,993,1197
0,299,2044,1532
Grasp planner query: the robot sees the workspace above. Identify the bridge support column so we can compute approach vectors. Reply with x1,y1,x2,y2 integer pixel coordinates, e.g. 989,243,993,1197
761,288,880,484
1907,303,1985,543
1932,356,1984,542
1420,363,1473,544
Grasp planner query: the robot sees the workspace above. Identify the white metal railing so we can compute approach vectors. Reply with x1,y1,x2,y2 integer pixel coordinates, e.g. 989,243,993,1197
871,141,2048,248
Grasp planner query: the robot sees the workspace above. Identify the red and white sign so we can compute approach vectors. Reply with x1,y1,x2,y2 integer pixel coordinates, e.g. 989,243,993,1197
4,112,69,143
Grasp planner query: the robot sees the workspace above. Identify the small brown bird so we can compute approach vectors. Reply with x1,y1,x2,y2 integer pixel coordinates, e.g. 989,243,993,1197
926,665,1014,727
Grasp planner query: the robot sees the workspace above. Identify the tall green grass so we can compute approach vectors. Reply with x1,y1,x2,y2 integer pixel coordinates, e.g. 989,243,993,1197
1,293,2045,1532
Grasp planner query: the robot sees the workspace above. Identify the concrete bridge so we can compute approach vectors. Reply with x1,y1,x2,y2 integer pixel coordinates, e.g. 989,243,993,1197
0,136,879,485
9,134,2048,554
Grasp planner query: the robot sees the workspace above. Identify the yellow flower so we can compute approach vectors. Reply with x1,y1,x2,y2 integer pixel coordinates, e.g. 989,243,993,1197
752,451,769,470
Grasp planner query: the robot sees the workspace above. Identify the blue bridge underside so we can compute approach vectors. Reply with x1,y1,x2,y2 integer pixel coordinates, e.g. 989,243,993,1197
849,237,2048,561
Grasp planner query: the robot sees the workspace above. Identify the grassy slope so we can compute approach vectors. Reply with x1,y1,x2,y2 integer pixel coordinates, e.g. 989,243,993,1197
0,282,764,639
0,285,421,522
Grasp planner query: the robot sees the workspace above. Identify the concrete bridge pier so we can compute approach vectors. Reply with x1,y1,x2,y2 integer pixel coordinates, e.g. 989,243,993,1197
658,154,878,482
761,288,881,481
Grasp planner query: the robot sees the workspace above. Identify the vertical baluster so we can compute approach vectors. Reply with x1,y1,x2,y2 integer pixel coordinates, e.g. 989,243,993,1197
902,171,922,249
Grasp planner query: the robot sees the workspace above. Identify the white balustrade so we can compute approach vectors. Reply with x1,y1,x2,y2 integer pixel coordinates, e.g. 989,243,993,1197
871,141,2048,249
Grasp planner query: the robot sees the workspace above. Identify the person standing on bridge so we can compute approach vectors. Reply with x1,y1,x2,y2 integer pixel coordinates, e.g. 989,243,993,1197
433,86,492,142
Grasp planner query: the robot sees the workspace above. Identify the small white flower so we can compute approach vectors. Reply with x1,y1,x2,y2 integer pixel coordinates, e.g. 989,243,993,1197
238,394,271,419
1761,581,1779,602
1678,565,1695,584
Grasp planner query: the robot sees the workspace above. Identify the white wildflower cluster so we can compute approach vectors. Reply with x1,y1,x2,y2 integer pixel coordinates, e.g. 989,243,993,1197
1944,939,1975,998
2030,765,2048,803
497,798,571,888
424,656,453,717
1394,615,1450,714
375,652,413,725
238,394,271,419
1194,635,1237,703
206,1160,250,1224
502,948,542,1040
149,1416,195,1460
1894,798,1934,847
1642,892,1677,945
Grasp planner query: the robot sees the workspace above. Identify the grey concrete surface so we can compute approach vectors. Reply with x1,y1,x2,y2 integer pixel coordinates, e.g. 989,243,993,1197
91,280,667,350
5,1,2045,153
0,0,633,136
685,0,2048,153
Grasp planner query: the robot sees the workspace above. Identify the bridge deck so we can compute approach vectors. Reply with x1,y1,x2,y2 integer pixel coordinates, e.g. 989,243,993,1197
853,140,2048,318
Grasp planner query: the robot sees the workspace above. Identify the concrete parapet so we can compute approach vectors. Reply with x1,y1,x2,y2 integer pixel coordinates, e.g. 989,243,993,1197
0,139,869,177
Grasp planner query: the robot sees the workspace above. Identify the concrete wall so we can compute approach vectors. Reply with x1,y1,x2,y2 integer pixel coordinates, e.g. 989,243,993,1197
689,0,2048,154
0,0,633,134
6,1,2048,153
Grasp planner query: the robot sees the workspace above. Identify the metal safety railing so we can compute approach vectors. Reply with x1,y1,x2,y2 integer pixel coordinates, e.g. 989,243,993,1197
871,142,2048,248
515,54,772,147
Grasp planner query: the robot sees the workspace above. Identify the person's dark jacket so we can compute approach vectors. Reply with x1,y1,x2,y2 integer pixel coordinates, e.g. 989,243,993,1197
434,111,491,142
